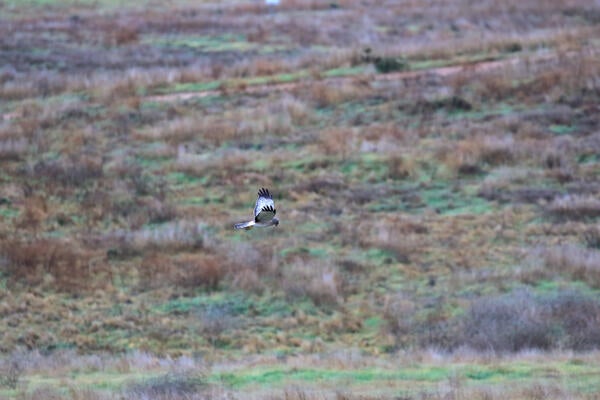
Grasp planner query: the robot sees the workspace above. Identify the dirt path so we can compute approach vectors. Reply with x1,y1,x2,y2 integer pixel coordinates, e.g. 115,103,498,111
0,50,570,122
145,53,552,103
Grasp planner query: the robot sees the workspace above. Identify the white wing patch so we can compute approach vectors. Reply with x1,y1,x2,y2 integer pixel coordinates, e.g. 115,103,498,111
254,188,276,223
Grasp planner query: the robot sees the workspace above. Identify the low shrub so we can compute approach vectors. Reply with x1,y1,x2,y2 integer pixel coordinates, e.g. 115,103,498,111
374,57,409,73
461,290,555,352
0,238,106,292
138,253,225,291
461,289,600,351
32,155,103,187
0,353,24,389
545,195,600,221
529,244,600,288
281,261,342,308
126,371,207,399
385,288,600,352
583,225,600,249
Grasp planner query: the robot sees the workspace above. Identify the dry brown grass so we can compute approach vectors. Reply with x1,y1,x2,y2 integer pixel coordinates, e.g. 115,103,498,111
583,225,600,249
358,215,429,264
385,155,417,181
281,261,343,308
0,137,28,161
224,242,274,294
442,134,519,175
0,238,108,292
174,149,251,183
108,219,210,256
32,154,104,188
13,195,48,233
309,81,369,108
528,244,600,288
104,24,140,47
472,48,600,102
1,0,599,373
319,127,356,159
172,253,225,290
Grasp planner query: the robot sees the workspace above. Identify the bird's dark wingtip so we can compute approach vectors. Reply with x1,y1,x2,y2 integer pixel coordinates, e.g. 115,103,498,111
258,188,272,198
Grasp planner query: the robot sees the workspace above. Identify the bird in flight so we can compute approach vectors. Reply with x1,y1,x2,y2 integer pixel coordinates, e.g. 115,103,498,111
234,188,279,230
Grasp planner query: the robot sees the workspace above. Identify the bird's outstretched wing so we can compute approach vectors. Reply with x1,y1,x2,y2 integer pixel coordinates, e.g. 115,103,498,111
254,188,276,223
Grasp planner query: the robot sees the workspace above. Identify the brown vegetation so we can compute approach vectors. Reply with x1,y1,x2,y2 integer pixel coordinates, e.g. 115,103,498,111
0,238,108,292
528,244,600,288
0,0,599,396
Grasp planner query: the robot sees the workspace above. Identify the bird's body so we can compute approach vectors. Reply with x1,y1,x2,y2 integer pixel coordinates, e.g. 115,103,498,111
234,188,279,230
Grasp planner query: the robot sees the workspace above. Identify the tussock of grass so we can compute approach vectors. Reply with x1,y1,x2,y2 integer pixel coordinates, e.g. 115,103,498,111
545,195,600,221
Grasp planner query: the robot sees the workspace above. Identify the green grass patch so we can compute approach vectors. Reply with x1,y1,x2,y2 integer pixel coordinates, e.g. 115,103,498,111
549,124,576,135
365,248,397,265
578,153,600,164
363,316,383,330
0,205,20,219
155,292,252,315
323,65,366,77
154,80,223,94
167,171,208,187
217,366,450,389
411,182,493,215
280,244,331,259
143,33,251,52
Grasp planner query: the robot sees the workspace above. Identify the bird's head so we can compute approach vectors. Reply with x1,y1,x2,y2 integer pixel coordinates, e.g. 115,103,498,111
272,217,279,227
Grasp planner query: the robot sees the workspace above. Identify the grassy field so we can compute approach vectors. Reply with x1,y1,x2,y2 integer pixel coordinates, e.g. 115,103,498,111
1,0,600,398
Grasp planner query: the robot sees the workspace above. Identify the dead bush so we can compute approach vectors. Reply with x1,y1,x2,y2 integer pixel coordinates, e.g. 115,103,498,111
359,216,427,263
1,239,49,285
386,155,417,180
319,127,356,159
126,371,207,400
114,25,140,46
309,81,366,108
547,290,600,350
363,123,413,143
462,289,600,351
137,115,202,144
249,58,283,76
138,253,176,291
196,303,241,346
33,155,103,187
383,293,459,350
583,225,600,249
138,253,225,291
224,242,270,294
0,138,28,161
462,289,555,352
281,261,342,308
529,244,600,288
14,195,49,232
277,94,313,126
111,220,209,257
173,254,225,290
384,287,600,352
0,353,24,389
445,135,517,175
474,72,515,101
0,238,106,292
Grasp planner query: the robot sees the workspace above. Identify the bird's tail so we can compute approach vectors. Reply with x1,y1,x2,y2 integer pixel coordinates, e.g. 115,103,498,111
234,220,255,230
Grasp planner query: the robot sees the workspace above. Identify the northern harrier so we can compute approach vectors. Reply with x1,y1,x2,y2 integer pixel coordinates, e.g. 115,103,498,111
234,188,279,230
